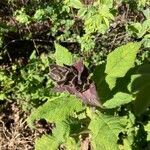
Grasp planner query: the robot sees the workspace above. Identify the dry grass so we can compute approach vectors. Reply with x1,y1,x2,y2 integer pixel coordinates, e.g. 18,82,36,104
0,102,35,150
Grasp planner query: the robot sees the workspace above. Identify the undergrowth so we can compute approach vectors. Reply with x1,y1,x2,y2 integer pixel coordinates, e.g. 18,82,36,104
0,0,150,150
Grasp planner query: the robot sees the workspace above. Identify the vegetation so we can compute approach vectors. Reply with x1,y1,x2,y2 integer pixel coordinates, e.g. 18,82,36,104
0,0,150,149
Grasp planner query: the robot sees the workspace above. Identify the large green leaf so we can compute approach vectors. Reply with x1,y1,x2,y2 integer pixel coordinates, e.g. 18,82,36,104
103,92,133,109
105,42,141,77
54,43,73,65
134,83,150,114
89,112,127,150
28,94,84,127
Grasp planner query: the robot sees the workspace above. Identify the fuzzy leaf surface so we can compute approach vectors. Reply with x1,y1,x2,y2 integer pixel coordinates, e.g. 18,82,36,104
28,95,84,126
35,135,58,150
89,112,127,150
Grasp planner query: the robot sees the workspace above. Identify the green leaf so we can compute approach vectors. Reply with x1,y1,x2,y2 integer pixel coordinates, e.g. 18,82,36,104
105,42,142,77
40,53,49,67
28,94,84,127
103,17,109,27
134,83,150,114
78,7,87,18
143,37,150,48
89,112,127,150
105,75,116,90
68,0,83,9
54,43,73,65
33,9,45,21
52,122,80,149
53,121,70,142
35,119,80,150
0,93,6,100
143,9,150,19
15,8,30,24
123,112,135,150
29,50,36,60
92,64,112,101
137,19,150,38
103,92,133,109
99,0,113,8
35,135,59,150
144,122,150,141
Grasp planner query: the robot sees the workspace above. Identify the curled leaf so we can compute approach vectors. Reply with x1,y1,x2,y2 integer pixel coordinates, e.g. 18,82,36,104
49,60,102,107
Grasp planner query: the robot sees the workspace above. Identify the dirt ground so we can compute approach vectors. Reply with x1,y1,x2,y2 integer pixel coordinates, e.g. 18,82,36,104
0,102,35,150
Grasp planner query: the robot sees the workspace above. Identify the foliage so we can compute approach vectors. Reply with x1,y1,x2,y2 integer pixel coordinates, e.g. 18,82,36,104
127,8,150,48
88,112,127,150
0,0,150,150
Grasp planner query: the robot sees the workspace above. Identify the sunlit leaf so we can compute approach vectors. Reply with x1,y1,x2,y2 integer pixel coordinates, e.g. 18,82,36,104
28,94,84,127
103,92,133,109
145,122,150,141
55,43,73,65
105,42,141,77
89,112,127,150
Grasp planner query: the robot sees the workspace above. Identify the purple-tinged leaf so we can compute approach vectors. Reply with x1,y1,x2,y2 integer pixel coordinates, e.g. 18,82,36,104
49,60,103,107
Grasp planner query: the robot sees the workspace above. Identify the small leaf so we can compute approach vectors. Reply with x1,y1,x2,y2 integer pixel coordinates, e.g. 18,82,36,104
0,93,6,100
143,9,150,20
123,112,135,150
15,8,30,24
68,0,83,9
105,42,141,77
29,50,36,60
103,92,133,109
78,7,87,18
89,112,127,150
144,122,150,141
143,35,150,47
54,43,73,65
40,53,49,67
33,9,45,20
103,17,109,27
